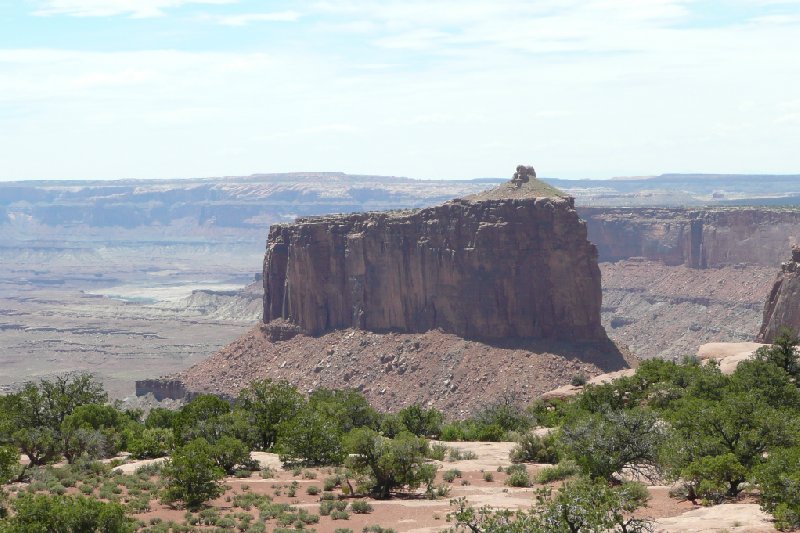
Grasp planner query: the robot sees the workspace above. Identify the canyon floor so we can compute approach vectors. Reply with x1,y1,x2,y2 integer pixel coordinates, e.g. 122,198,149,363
0,252,777,402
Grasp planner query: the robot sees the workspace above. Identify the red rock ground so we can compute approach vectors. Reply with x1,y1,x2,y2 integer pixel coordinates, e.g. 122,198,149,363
177,328,634,418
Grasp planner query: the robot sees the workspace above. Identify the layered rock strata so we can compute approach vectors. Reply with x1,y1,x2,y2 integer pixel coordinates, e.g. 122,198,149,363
263,168,605,341
758,247,800,342
580,207,800,268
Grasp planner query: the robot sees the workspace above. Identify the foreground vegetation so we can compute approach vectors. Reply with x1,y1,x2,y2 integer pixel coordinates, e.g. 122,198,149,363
1,330,800,531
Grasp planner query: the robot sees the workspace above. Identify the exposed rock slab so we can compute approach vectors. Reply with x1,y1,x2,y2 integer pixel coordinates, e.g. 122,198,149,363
655,503,774,532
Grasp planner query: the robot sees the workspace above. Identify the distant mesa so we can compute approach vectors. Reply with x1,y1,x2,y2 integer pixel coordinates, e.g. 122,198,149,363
262,165,605,342
147,166,632,414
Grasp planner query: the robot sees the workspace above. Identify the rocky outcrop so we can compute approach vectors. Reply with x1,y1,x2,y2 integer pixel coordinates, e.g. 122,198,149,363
758,247,800,342
263,168,605,341
580,207,800,268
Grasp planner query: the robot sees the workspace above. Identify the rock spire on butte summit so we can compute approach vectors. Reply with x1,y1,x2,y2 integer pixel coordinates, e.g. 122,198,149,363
262,165,606,342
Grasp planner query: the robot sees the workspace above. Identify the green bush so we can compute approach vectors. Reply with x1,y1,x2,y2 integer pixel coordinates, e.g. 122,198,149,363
351,499,373,514
560,408,664,481
127,427,173,459
535,460,580,484
681,453,748,503
755,445,800,530
396,405,443,438
503,465,531,488
237,379,306,450
345,429,436,499
509,431,559,464
276,408,344,466
3,493,135,532
160,438,225,509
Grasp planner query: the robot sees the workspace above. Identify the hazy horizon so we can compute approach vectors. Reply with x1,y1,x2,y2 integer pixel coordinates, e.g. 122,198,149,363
2,1,799,182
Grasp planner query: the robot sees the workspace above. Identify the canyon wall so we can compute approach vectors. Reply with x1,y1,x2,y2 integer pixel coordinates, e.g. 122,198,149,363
580,207,800,268
263,194,605,341
758,247,800,343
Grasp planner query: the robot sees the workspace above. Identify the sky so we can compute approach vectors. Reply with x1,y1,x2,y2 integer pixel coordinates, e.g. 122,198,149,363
1,0,799,181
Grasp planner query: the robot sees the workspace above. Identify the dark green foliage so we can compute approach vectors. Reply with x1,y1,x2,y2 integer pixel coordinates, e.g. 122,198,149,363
755,327,800,380
5,374,107,465
236,379,305,450
754,445,800,530
145,408,177,429
396,404,443,438
559,408,665,481
161,438,225,509
680,453,748,503
663,391,795,494
0,493,134,532
344,428,435,499
310,388,381,433
276,407,344,466
210,436,252,475
171,394,232,444
127,427,174,459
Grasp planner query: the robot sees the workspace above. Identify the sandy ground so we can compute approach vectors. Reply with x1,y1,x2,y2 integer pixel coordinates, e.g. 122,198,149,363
89,442,778,532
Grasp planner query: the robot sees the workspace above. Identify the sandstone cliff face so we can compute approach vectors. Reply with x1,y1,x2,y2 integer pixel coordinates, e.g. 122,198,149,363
758,247,800,343
263,194,605,341
580,207,800,268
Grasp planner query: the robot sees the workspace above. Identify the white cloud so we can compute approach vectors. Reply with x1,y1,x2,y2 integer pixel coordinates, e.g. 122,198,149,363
33,0,236,18
216,10,300,25
2,0,800,180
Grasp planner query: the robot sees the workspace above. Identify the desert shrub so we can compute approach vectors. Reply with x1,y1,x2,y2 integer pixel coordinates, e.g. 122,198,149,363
378,414,407,438
571,374,588,387
535,460,580,484
662,391,796,494
754,445,800,530
351,499,373,514
510,431,559,464
161,438,224,509
276,408,344,466
537,477,652,532
331,509,351,520
473,397,534,434
426,443,447,460
448,478,651,532
145,408,177,429
344,429,436,499
3,493,134,532
306,485,321,495
503,464,531,488
362,526,396,533
5,374,106,466
559,407,665,481
442,469,461,483
483,471,494,482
